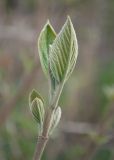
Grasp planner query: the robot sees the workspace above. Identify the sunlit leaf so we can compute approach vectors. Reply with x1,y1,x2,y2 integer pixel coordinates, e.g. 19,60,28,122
49,16,78,83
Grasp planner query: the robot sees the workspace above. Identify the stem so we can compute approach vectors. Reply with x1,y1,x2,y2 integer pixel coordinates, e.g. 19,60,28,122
33,136,48,160
33,82,64,160
33,108,52,160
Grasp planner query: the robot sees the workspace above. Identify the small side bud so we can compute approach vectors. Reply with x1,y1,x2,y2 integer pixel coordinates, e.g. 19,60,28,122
49,106,62,135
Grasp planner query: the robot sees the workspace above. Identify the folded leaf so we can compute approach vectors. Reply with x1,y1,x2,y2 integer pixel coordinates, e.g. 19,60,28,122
29,89,45,132
49,16,78,83
38,21,56,76
30,98,45,131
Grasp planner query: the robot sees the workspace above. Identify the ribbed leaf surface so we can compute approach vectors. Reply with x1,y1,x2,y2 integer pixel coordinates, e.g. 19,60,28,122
29,89,44,127
30,98,44,125
38,21,56,76
49,17,78,83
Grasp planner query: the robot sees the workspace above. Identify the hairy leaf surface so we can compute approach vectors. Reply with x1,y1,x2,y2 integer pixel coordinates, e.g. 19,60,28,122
49,16,78,83
49,106,61,134
38,21,56,76
30,98,44,125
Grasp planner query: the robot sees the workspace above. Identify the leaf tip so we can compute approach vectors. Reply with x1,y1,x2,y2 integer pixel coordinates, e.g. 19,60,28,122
46,19,50,24
29,89,44,106
45,19,51,28
67,15,71,21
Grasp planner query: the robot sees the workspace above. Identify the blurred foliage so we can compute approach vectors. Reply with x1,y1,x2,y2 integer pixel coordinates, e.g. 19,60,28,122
4,0,37,13
103,85,114,101
93,148,112,160
96,60,114,117
57,145,85,160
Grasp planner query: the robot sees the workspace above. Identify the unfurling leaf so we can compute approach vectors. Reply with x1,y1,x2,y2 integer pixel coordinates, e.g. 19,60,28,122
49,106,62,135
29,89,45,131
30,98,44,125
49,16,78,83
38,21,56,76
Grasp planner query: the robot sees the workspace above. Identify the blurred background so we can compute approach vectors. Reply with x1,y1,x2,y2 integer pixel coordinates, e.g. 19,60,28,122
0,0,114,160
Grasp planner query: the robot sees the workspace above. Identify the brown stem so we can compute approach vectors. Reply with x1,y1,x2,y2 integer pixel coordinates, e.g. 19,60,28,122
33,108,53,160
33,136,48,160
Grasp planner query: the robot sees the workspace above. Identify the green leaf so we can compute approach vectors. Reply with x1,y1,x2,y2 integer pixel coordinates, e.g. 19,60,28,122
49,67,59,100
49,16,78,83
29,89,45,132
30,98,45,130
29,89,44,106
38,20,56,76
49,106,62,135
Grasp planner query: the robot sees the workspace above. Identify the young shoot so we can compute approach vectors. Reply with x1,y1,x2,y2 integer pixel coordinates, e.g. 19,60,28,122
29,16,78,160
